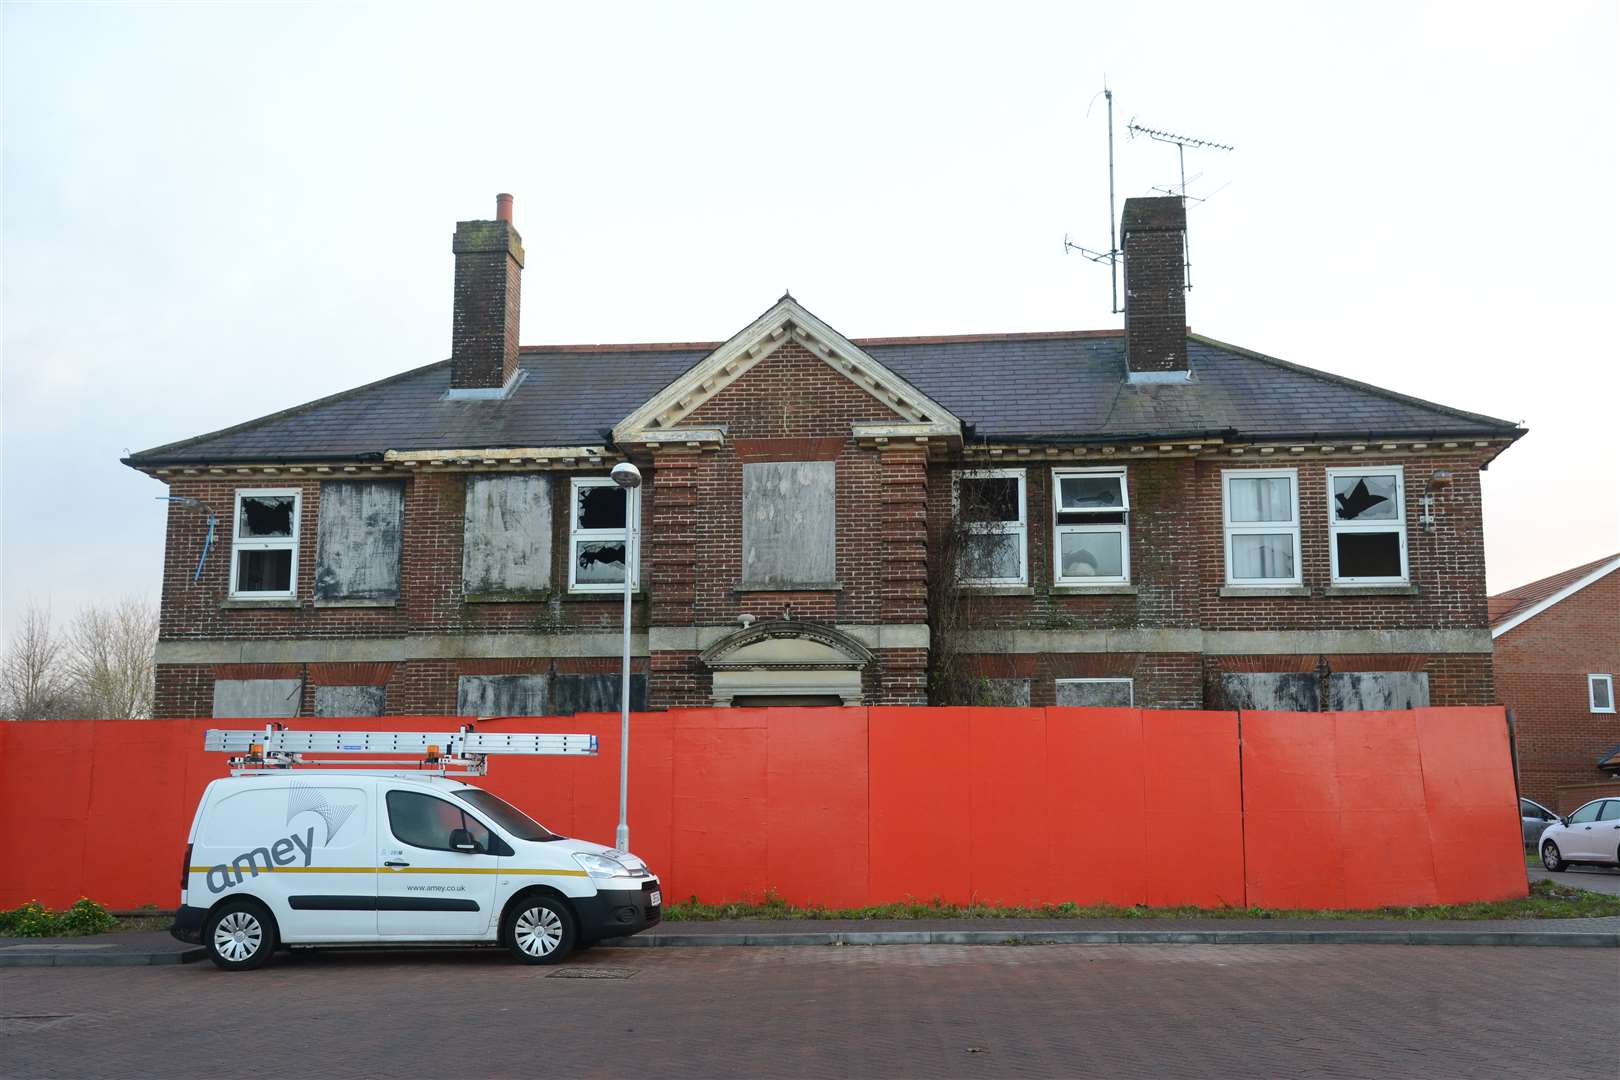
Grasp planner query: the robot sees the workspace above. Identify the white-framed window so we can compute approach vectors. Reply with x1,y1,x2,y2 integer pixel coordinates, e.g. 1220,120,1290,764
229,489,300,598
1055,677,1135,708
568,477,639,593
952,469,1027,586
1327,466,1408,584
1052,467,1130,584
1591,674,1616,714
1222,469,1301,586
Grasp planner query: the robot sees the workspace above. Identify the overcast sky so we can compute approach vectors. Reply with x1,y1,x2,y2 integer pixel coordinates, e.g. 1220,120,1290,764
3,1,1616,636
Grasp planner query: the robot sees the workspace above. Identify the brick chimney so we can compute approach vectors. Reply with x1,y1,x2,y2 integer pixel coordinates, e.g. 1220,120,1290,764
450,193,525,390
1121,196,1188,376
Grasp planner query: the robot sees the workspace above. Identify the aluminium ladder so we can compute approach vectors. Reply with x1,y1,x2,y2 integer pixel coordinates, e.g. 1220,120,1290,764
204,723,598,777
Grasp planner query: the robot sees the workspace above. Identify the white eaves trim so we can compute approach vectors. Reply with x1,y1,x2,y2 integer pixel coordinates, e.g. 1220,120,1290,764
1491,555,1620,639
613,295,963,445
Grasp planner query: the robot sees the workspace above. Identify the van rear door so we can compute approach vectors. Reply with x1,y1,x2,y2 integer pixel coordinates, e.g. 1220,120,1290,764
377,788,499,937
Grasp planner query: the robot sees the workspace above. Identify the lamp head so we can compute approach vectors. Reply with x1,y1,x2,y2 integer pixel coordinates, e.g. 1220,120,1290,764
610,462,642,489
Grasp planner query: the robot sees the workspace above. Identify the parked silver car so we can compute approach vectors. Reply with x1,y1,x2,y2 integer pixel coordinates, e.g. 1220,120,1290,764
1520,797,1559,847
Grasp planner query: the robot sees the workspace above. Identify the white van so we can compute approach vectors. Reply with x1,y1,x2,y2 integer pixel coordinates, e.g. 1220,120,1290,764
171,772,662,970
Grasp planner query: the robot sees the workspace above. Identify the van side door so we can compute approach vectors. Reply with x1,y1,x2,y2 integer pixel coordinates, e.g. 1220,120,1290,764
377,788,501,938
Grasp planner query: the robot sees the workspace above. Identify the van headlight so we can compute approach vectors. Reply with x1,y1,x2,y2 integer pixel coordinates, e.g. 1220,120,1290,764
573,853,633,879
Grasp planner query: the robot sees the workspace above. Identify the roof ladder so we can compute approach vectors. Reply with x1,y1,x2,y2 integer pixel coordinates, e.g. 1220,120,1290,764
204,723,599,777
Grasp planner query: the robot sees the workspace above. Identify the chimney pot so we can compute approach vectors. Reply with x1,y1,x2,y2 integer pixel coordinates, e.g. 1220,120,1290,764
495,193,514,223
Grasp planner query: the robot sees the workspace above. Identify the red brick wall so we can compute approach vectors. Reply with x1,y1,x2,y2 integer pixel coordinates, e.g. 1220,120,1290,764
1494,569,1620,807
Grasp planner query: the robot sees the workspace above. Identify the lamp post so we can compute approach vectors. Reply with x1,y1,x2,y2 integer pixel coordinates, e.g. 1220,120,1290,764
610,461,641,852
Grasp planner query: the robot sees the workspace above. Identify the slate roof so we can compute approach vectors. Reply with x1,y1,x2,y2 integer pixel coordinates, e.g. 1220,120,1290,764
1487,552,1620,629
125,330,1524,466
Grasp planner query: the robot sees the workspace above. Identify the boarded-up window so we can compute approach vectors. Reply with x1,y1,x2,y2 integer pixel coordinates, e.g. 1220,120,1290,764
314,685,387,717
463,475,552,596
314,481,405,602
1327,672,1430,711
551,674,648,716
742,461,836,585
980,678,1032,707
1220,672,1321,712
213,679,301,718
457,674,548,717
1056,678,1134,707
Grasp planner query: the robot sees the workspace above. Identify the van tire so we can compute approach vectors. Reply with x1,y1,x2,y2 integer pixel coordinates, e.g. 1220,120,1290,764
204,899,277,971
503,894,576,964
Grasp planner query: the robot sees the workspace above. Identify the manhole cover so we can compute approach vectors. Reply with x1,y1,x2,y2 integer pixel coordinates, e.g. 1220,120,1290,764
547,966,638,979
0,943,113,952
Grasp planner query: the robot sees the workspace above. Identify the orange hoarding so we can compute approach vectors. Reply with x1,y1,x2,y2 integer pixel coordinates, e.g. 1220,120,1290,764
0,707,1526,912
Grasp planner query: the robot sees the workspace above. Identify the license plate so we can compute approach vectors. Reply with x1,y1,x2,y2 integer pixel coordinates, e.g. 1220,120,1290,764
650,890,661,907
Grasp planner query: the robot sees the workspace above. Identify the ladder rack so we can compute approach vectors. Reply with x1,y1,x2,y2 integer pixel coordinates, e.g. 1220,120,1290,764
205,724,598,777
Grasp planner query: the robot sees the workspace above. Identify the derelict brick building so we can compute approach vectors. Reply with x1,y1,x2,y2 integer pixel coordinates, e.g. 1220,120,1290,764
125,195,1525,719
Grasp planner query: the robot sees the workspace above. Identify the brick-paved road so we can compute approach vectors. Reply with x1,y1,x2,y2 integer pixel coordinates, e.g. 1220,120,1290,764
1,945,1613,1079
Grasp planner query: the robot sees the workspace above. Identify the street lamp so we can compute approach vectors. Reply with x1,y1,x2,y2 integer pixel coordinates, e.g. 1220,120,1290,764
610,461,641,852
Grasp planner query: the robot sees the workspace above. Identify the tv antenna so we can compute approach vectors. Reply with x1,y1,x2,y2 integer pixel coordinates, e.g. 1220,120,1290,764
1126,120,1234,289
1062,84,1123,314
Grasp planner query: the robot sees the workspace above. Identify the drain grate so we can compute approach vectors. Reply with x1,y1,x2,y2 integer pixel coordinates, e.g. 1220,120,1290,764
546,966,638,979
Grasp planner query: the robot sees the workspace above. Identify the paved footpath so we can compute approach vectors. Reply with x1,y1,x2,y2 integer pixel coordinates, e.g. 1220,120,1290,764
2,943,1614,1080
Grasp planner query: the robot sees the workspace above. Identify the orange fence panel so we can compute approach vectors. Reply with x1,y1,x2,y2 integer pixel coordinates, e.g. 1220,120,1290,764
0,706,1523,913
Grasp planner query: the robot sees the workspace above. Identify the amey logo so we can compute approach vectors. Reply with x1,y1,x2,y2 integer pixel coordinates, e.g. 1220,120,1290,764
203,783,360,894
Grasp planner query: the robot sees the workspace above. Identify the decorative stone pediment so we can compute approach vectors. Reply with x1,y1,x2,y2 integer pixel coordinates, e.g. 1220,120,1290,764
613,295,962,452
700,619,872,706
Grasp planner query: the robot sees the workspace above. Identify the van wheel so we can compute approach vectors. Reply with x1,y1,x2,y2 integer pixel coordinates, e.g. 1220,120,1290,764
503,895,576,964
205,900,277,971
1541,840,1566,873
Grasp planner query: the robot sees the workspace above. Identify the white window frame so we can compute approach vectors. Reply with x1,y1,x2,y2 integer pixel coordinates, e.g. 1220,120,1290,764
568,477,640,594
952,469,1027,587
1222,468,1302,587
1326,465,1409,584
1055,677,1135,707
228,488,301,599
1051,467,1130,585
1590,674,1616,714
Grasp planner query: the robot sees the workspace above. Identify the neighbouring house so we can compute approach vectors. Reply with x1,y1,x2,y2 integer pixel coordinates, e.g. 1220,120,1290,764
125,194,1526,719
1490,553,1620,810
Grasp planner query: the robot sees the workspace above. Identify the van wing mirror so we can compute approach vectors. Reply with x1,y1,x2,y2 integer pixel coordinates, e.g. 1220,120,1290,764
448,827,479,853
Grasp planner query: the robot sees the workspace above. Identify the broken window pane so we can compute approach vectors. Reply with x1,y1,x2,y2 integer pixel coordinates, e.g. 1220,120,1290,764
1231,534,1295,580
1335,532,1402,578
576,484,626,530
238,495,295,538
1058,475,1124,511
1228,477,1294,522
1058,531,1124,579
959,476,1021,523
1332,473,1399,522
961,532,1019,582
574,540,627,585
236,549,292,592
1056,679,1134,707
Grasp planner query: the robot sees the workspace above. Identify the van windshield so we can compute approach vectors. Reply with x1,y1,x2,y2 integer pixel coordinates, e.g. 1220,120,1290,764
453,788,562,842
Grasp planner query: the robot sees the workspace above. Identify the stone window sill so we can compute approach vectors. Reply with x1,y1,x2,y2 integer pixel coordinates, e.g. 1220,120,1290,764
465,591,553,604
221,598,301,610
733,582,844,593
1322,584,1419,597
959,585,1034,597
1051,584,1138,596
1218,586,1310,598
313,598,397,608
561,589,644,602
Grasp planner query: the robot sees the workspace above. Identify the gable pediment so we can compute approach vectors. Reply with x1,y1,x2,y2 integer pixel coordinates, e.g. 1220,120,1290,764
613,296,962,451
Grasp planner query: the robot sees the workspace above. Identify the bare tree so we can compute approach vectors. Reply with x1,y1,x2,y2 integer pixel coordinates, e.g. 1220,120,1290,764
66,597,158,719
0,601,78,719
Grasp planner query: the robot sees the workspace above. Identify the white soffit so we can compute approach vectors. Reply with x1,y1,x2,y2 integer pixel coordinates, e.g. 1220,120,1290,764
1490,556,1620,639
613,295,963,444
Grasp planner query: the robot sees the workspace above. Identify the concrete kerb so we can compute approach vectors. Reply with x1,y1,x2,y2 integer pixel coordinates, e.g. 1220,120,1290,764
4,926,1615,967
